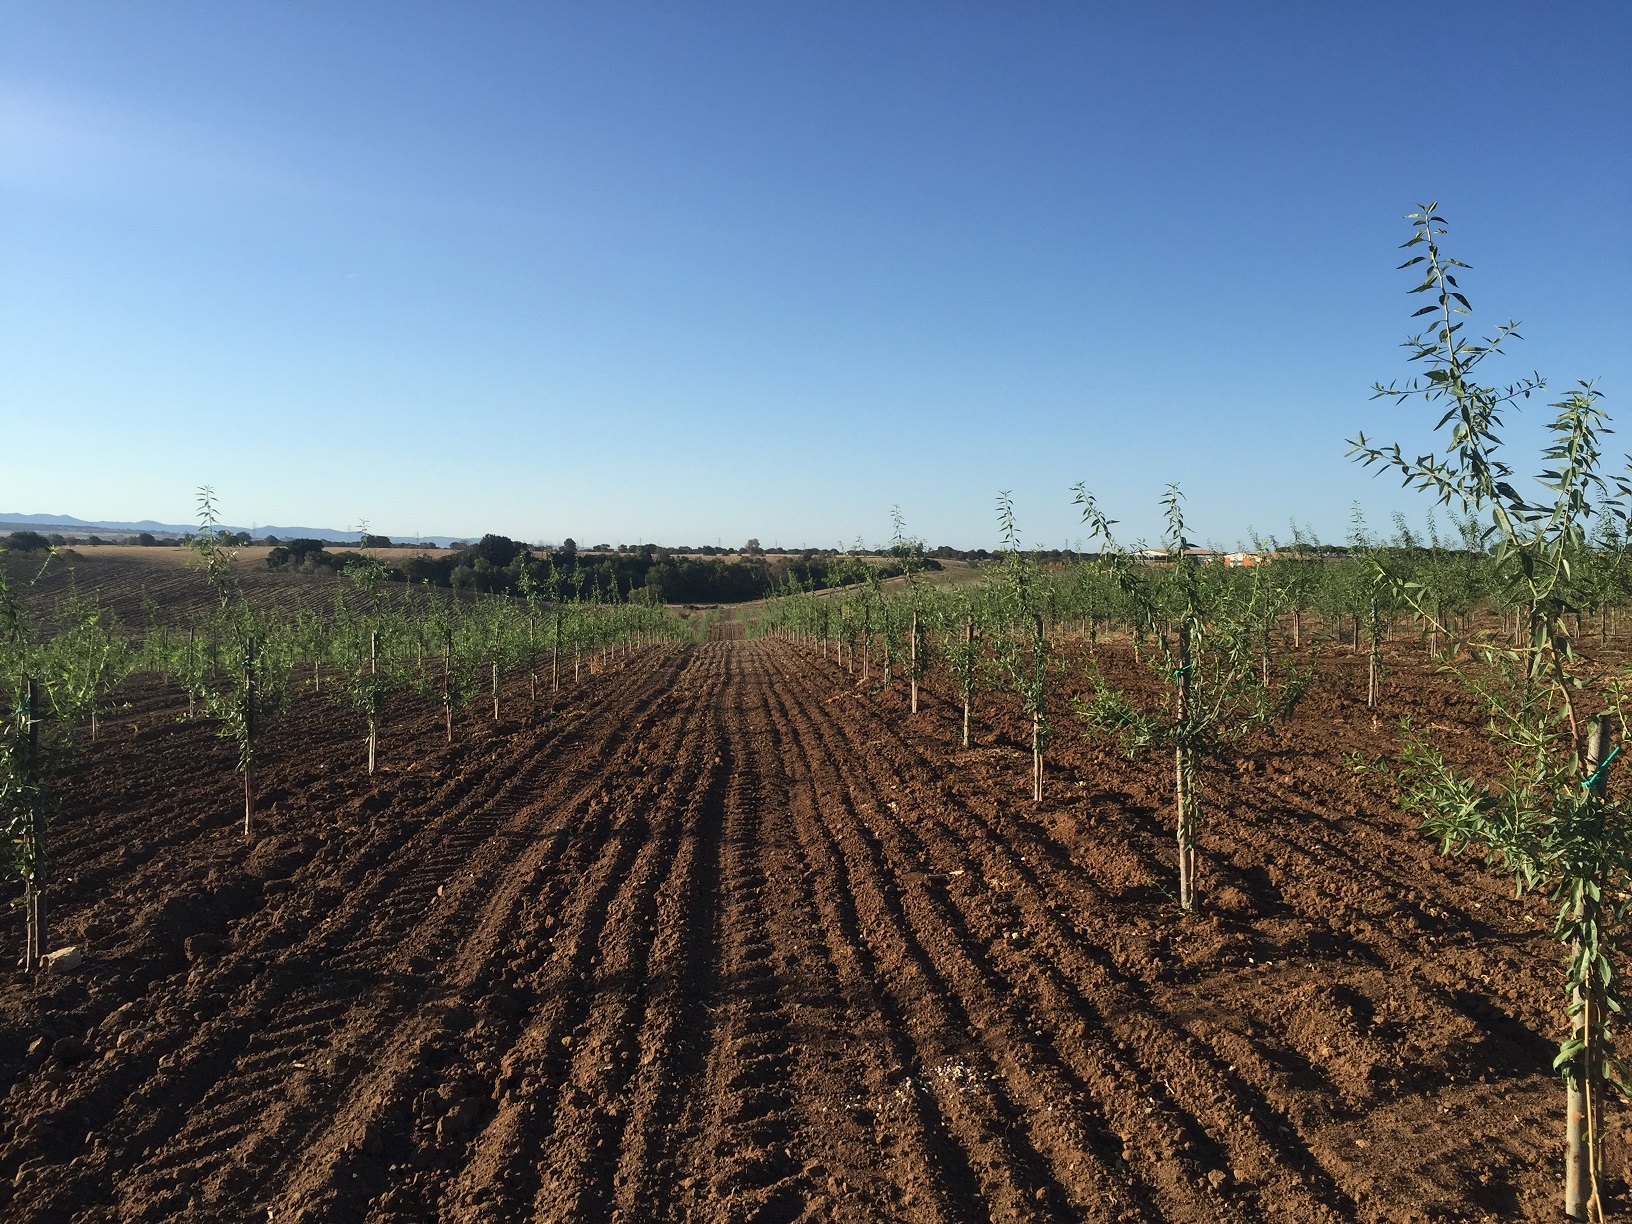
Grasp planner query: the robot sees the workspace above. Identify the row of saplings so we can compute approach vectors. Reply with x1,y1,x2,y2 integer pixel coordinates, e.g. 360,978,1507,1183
0,515,696,984
763,208,1629,1220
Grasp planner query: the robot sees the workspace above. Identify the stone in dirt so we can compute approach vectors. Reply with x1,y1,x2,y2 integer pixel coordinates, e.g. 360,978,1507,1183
43,946,83,972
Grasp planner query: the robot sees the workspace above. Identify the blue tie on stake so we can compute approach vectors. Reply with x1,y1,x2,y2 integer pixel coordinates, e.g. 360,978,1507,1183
1582,745,1620,791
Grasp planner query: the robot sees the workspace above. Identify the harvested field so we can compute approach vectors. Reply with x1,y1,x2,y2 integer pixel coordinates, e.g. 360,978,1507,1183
0,637,1615,1221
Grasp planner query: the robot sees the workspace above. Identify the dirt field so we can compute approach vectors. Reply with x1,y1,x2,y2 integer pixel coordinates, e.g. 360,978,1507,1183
0,636,1615,1221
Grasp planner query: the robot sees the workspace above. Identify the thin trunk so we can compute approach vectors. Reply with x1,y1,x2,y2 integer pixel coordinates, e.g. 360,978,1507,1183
243,637,256,839
1175,621,1195,911
1293,606,1302,649
1033,710,1043,802
909,610,918,715
23,680,42,972
1367,600,1379,711
962,614,973,748
1032,612,1045,803
368,630,378,774
1567,718,1611,1220
492,661,500,722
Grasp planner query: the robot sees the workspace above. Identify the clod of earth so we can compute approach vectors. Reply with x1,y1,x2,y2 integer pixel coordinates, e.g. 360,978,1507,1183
41,946,83,972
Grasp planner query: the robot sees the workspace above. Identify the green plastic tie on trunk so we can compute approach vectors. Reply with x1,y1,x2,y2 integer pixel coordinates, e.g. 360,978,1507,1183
1583,745,1620,791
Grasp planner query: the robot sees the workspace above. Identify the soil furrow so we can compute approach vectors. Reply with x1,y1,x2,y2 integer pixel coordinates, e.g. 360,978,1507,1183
764,641,1359,1220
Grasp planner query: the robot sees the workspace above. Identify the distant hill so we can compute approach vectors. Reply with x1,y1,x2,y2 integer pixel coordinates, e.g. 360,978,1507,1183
0,512,464,548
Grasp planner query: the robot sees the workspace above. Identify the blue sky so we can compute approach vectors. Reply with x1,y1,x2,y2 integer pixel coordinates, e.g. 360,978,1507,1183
2,2,1627,549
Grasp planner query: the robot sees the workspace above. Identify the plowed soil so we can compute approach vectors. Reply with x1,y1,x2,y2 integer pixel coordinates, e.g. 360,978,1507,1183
0,637,1619,1222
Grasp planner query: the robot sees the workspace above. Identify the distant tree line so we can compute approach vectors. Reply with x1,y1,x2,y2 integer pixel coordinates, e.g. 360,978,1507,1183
264,534,938,604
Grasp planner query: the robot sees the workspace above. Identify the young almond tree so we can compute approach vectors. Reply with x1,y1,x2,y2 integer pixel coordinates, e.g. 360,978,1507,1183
1075,483,1299,910
993,493,1051,801
185,488,290,836
938,588,985,747
43,589,134,745
1344,508,1401,715
334,553,392,774
1350,204,1630,1221
889,507,929,715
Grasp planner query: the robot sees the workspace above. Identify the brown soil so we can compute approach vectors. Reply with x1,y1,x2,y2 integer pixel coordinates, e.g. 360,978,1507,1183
0,637,1617,1222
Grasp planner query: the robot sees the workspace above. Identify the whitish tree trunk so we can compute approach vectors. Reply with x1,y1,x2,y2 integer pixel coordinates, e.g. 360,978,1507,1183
23,680,42,972
1033,711,1043,802
1567,718,1611,1219
910,611,918,715
243,638,256,839
962,614,973,748
1032,613,1045,803
1175,622,1195,911
368,631,378,774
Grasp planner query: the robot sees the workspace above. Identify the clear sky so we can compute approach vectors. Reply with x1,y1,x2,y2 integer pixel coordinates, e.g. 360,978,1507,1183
3,2,1627,550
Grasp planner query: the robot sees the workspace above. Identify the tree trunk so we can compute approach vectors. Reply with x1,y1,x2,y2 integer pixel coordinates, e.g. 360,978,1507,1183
1367,600,1379,711
1567,718,1611,1219
910,610,918,715
243,637,256,839
1032,613,1045,803
368,630,378,774
23,680,42,972
963,615,973,748
1033,710,1043,802
1175,622,1195,911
